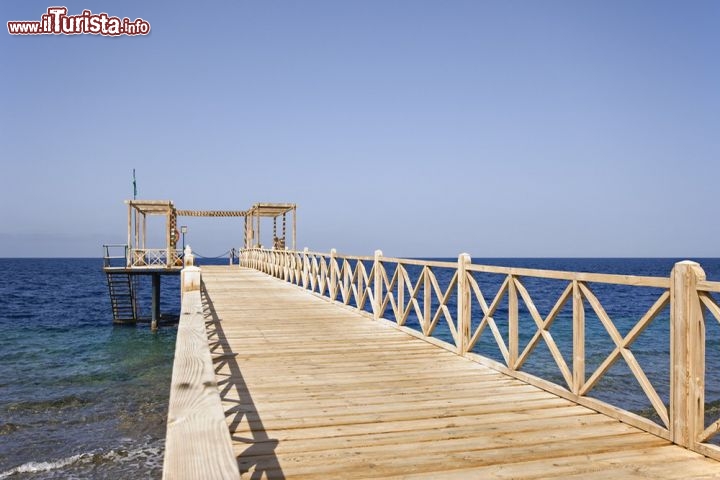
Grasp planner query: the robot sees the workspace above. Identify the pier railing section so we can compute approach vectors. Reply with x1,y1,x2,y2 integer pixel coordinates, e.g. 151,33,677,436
101,244,183,268
129,248,183,268
240,247,720,460
102,244,129,268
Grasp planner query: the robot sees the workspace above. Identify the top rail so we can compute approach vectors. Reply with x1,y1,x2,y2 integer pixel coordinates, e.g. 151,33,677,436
371,255,668,287
465,263,670,287
698,279,720,293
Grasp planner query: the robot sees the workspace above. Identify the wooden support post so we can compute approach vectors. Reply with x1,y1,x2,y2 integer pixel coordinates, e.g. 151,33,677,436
283,250,289,280
423,267,431,335
165,213,171,267
572,280,585,395
134,207,139,253
374,250,383,320
457,253,471,354
330,249,337,300
126,202,132,267
151,273,161,331
256,211,260,248
292,207,297,251
183,246,194,267
508,274,519,369
243,216,248,249
670,261,706,449
398,264,405,324
181,265,200,298
302,247,309,289
357,258,364,308
319,253,326,290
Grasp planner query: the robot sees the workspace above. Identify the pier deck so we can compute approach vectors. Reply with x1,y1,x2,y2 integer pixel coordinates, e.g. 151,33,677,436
199,266,720,479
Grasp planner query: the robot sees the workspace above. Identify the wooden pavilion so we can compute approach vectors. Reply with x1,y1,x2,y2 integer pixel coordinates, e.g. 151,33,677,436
102,200,297,329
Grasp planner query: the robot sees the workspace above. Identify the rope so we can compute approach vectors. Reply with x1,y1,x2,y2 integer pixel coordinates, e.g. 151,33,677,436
192,249,233,259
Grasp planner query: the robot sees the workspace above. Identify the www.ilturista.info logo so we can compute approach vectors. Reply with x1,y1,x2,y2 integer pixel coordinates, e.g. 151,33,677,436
7,7,150,36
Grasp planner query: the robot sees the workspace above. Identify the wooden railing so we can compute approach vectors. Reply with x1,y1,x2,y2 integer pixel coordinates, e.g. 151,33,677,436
240,247,720,459
129,248,183,268
163,265,239,479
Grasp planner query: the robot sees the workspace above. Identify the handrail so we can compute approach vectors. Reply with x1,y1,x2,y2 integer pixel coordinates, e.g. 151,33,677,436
239,247,720,461
102,244,129,269
163,268,239,479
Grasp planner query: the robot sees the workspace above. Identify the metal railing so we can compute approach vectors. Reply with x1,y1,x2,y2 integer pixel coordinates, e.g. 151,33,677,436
102,244,129,268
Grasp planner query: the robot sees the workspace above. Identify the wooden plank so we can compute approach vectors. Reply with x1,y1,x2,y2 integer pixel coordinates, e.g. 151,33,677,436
390,445,719,480
466,263,670,288
162,289,239,479
697,279,720,293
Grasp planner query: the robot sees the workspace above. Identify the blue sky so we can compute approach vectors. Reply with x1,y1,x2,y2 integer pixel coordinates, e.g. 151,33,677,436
2,1,718,257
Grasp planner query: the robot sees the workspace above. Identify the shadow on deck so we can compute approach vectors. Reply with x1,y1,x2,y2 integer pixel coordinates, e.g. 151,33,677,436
202,282,286,479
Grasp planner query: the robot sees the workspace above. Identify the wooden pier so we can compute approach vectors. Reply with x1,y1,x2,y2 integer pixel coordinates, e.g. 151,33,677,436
163,250,720,479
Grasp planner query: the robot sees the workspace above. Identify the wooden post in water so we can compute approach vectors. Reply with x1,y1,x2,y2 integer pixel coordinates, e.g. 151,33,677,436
374,250,383,320
670,261,706,449
151,273,160,331
457,253,471,354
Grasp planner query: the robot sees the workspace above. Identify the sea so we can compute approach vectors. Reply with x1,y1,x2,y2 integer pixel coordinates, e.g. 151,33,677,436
2,257,720,478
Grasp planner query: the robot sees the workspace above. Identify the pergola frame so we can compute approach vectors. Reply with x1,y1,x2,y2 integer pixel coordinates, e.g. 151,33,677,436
243,203,297,250
122,200,297,268
126,200,178,255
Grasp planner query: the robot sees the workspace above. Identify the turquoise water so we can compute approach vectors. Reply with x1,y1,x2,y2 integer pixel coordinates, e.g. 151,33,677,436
0,259,178,479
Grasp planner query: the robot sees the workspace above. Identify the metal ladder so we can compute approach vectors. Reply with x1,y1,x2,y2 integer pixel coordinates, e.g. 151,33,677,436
105,271,138,323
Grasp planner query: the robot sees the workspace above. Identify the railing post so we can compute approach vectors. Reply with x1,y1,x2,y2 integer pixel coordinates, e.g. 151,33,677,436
183,246,194,267
329,249,337,300
572,280,585,395
374,250,383,320
398,264,405,323
283,250,289,281
508,274,519,369
457,253,471,354
423,267,431,334
302,247,309,289
670,260,706,449
320,254,328,294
